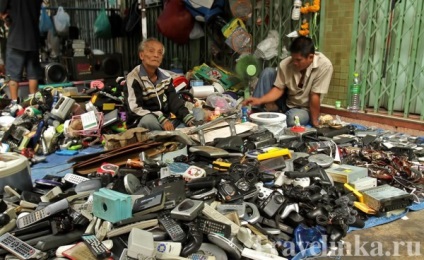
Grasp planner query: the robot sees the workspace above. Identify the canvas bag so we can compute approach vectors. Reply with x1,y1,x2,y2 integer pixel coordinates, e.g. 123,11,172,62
102,127,149,150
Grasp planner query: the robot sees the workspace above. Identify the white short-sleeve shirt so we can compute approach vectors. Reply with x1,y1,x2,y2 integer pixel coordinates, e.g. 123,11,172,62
273,52,333,109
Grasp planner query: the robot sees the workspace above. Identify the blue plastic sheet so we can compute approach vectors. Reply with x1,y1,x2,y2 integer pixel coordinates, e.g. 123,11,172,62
30,146,104,181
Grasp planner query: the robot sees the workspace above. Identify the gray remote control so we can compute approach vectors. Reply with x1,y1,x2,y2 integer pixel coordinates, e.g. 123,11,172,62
0,232,46,259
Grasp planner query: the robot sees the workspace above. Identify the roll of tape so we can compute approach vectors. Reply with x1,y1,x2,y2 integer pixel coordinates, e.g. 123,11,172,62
212,82,225,93
190,85,215,98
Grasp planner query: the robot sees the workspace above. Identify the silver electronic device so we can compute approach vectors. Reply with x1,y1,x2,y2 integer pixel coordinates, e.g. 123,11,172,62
170,199,204,221
50,96,76,121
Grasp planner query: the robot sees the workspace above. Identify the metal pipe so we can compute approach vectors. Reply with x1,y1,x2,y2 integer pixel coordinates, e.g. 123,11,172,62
45,7,120,11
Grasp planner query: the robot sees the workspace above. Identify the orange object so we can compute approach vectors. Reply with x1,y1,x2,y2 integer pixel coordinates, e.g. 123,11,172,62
126,159,143,168
298,20,310,36
298,29,310,36
300,0,320,14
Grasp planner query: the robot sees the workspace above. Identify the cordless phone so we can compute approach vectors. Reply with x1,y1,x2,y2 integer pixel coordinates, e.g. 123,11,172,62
16,198,69,229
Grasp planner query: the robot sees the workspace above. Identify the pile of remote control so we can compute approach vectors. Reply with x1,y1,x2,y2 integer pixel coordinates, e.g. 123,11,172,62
1,126,422,260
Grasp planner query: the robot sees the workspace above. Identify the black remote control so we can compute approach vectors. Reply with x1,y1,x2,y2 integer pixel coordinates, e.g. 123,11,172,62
81,234,111,259
158,214,186,242
197,217,231,238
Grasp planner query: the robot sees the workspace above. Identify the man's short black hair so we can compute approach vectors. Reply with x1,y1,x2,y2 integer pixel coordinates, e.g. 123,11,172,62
289,36,315,58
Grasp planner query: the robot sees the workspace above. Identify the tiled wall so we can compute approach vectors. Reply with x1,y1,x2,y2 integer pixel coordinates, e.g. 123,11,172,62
321,0,355,107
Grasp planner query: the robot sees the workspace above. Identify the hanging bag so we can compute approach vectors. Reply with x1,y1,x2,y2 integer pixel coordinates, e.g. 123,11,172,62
109,10,124,38
94,8,112,39
39,6,53,33
53,6,70,36
124,0,141,33
157,0,194,44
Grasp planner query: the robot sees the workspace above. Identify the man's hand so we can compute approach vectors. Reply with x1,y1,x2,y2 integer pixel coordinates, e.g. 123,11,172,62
243,97,262,106
309,92,321,128
311,119,321,128
186,118,195,127
162,120,175,131
1,13,10,26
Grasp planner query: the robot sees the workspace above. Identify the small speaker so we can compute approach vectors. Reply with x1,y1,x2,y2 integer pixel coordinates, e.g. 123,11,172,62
43,62,68,84
63,53,123,81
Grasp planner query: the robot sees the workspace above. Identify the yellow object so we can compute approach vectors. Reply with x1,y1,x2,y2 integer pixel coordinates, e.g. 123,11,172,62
91,94,98,104
56,124,64,133
222,18,246,38
353,201,377,215
257,148,291,161
344,183,364,203
344,183,377,214
213,160,232,171
103,103,115,110
68,144,83,150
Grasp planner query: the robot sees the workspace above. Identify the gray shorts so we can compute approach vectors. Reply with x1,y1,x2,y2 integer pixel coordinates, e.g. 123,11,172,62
6,47,41,81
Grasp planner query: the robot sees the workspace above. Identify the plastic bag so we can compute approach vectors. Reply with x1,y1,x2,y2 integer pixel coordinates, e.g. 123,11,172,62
205,93,238,113
39,6,53,33
53,6,70,36
254,30,279,60
94,8,112,39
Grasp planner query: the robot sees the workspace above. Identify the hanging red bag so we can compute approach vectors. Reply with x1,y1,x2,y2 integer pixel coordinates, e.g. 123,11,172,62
157,0,194,45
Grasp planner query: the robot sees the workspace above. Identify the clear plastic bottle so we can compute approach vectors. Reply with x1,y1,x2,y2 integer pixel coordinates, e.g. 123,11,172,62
347,72,361,112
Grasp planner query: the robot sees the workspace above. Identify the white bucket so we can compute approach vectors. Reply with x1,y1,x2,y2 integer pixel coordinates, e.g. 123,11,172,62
0,153,32,194
249,112,287,138
250,112,287,126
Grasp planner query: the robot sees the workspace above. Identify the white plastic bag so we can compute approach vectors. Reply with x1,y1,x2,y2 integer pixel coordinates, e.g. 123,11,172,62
254,30,279,60
53,6,70,36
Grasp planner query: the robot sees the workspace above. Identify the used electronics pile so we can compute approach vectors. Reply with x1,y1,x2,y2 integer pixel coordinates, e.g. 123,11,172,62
1,120,423,260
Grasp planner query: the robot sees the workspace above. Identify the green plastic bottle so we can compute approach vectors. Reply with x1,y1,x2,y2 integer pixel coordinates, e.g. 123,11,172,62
348,72,361,112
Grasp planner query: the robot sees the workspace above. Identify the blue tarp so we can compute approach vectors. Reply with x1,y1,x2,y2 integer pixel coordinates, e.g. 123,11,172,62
30,146,104,181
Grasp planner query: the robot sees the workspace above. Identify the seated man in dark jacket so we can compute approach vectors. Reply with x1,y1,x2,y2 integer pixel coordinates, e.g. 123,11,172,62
124,38,194,131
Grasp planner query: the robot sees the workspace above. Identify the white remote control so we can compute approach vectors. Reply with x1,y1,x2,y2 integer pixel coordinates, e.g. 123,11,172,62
0,232,46,259
63,173,90,185
154,241,182,257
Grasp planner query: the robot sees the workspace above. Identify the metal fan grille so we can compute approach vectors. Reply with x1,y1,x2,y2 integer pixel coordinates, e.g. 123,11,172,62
229,28,252,54
230,0,252,21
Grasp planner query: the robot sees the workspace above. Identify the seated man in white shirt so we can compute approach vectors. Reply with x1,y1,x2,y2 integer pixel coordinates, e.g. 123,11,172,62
243,36,333,127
